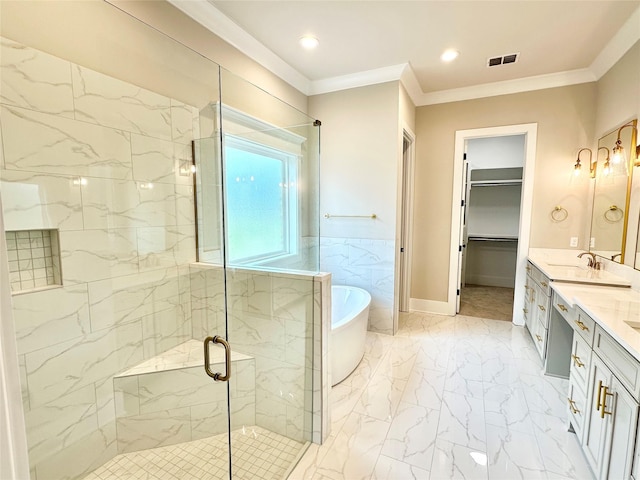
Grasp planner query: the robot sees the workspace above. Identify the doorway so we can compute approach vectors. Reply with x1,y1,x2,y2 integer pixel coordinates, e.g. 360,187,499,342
398,127,416,317
459,135,524,320
449,124,538,325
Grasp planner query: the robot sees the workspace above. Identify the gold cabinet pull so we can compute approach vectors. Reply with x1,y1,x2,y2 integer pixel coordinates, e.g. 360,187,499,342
523,308,528,314
538,304,546,312
541,281,548,288
567,397,580,415
536,334,542,343
575,319,589,331
526,266,531,272
557,304,568,312
596,381,614,418
596,380,603,410
571,354,584,368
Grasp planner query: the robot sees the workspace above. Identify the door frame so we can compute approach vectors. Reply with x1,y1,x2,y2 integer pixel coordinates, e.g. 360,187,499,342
448,123,537,325
395,125,416,326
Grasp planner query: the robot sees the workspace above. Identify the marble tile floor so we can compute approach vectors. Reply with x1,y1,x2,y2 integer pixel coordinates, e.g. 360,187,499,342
459,285,515,322
83,426,306,480
289,312,594,480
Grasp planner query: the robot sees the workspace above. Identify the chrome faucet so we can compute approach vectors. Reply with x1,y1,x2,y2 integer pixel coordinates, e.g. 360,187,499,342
577,251,597,268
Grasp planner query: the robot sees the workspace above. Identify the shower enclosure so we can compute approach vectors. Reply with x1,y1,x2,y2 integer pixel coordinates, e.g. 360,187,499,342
0,2,323,479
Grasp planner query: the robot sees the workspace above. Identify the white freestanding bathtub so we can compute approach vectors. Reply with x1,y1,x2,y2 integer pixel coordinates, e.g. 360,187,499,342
331,285,371,386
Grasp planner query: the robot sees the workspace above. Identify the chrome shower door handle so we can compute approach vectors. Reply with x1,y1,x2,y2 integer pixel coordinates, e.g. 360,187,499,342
204,335,232,382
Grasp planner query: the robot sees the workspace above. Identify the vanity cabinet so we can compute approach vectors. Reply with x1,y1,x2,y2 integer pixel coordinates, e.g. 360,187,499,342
569,333,592,391
632,421,640,480
524,271,535,332
582,353,638,480
568,375,589,440
526,261,551,361
569,308,640,480
531,310,547,358
566,331,592,439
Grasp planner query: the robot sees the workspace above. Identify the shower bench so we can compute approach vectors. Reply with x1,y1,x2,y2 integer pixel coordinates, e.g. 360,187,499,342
112,339,256,453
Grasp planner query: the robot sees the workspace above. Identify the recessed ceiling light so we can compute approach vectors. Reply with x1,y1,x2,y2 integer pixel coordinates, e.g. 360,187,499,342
299,35,319,50
441,49,460,62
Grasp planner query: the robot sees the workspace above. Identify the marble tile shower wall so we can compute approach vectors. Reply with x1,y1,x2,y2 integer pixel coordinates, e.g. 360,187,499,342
0,37,199,479
188,264,330,445
225,268,316,442
321,237,395,334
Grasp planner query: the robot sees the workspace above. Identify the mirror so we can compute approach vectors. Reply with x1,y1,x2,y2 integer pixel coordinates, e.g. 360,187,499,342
590,119,636,264
633,161,640,269
636,206,640,268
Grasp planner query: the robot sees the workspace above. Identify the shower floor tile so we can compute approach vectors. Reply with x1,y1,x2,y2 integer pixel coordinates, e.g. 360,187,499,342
84,426,307,480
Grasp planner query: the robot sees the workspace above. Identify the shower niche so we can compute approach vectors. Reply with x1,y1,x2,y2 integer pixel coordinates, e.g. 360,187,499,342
0,2,325,479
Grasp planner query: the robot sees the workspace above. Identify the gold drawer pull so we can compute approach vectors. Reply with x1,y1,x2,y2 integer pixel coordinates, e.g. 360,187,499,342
523,308,528,314
526,266,531,272
567,397,580,415
575,320,589,331
571,354,584,368
536,334,542,343
541,281,548,288
538,304,546,312
557,304,568,312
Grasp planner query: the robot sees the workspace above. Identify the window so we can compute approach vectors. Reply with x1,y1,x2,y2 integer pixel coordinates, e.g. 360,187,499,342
224,135,299,264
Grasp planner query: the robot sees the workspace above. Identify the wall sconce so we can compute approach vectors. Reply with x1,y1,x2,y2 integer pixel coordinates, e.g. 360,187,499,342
574,148,594,178
611,120,637,169
598,146,611,176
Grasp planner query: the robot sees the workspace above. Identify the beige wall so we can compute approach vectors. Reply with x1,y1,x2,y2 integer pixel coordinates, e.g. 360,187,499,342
595,40,640,138
413,83,597,302
110,0,308,113
309,82,400,240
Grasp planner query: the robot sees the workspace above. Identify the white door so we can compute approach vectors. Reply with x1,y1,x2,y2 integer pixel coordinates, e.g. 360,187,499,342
456,156,469,313
399,131,414,312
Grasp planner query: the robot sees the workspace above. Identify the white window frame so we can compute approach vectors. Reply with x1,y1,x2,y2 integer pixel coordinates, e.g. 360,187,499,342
223,133,300,265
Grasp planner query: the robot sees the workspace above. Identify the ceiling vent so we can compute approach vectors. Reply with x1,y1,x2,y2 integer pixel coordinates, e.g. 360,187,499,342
487,53,519,67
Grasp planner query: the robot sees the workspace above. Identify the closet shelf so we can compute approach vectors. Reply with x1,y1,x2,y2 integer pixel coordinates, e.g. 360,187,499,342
467,234,518,242
469,179,522,187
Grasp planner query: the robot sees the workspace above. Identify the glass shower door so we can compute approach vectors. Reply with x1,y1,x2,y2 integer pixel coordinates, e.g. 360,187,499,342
192,128,234,479
215,68,321,478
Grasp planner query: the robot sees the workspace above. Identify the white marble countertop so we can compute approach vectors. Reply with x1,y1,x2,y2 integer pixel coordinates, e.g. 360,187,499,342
551,282,640,361
528,252,631,287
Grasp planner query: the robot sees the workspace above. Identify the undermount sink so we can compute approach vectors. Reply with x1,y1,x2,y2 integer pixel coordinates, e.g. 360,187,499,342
545,263,590,272
545,263,584,268
622,305,640,329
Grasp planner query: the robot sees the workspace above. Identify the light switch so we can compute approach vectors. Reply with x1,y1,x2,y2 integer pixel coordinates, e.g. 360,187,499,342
570,237,578,247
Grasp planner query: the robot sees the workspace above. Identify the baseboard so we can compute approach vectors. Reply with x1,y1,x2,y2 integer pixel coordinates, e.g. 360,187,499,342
409,298,454,315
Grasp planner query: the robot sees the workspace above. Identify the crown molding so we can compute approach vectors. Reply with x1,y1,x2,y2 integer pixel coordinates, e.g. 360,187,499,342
308,64,407,95
167,0,311,94
589,6,640,79
400,64,423,102
413,68,597,106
